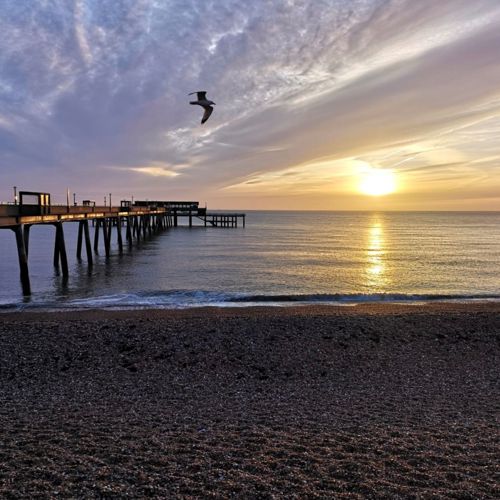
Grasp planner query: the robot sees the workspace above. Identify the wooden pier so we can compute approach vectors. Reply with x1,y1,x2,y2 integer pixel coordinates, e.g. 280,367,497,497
0,192,245,295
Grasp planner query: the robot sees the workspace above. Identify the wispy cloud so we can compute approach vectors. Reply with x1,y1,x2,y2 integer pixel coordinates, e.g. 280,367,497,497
127,165,181,177
0,0,499,208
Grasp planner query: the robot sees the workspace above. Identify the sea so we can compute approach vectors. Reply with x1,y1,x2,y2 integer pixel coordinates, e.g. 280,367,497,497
1,211,500,311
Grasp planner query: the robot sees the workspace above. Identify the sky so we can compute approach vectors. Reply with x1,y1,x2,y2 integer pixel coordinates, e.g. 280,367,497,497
0,0,500,210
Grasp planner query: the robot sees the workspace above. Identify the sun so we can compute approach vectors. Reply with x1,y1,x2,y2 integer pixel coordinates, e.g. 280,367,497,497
359,169,396,196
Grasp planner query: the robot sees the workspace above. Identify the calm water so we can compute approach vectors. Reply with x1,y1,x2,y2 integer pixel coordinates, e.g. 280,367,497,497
1,211,500,310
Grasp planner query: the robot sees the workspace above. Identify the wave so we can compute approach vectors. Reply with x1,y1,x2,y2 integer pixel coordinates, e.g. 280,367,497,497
2,290,500,313
231,292,500,303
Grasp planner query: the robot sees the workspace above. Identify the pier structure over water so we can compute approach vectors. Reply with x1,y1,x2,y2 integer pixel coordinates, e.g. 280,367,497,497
0,192,245,295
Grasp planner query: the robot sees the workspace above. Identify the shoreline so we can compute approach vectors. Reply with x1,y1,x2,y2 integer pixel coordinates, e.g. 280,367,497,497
3,298,500,321
4,291,500,316
1,300,498,496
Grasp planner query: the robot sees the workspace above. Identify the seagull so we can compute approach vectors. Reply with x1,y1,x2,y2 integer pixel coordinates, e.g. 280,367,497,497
189,91,215,124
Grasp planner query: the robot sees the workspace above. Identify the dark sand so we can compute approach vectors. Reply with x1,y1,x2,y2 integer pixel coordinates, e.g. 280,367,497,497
0,303,498,498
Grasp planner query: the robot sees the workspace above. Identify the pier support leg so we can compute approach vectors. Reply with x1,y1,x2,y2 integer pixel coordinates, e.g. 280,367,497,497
12,225,31,295
54,228,60,267
94,219,100,253
23,225,31,257
83,220,93,266
108,217,113,241
135,217,141,240
117,216,123,253
102,218,111,257
77,221,84,259
126,217,132,245
54,222,69,278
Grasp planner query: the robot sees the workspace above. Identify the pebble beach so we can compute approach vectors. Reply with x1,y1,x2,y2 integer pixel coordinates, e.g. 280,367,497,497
0,303,498,498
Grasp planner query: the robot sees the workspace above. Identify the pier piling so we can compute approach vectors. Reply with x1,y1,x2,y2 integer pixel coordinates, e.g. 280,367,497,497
116,217,123,253
77,221,84,260
102,218,111,257
23,225,31,257
126,218,132,245
12,225,31,295
53,222,69,278
83,220,93,266
94,219,100,253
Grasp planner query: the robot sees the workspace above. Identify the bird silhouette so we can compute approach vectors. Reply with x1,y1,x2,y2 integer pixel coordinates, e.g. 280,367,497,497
189,91,215,124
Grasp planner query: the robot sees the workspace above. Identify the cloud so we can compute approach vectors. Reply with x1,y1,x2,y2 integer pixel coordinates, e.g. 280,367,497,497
125,165,180,177
0,0,499,208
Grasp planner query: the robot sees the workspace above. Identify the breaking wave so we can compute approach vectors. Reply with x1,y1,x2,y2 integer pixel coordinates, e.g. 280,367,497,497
2,290,500,312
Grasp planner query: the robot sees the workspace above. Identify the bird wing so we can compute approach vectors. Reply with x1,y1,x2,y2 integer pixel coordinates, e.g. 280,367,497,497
201,105,213,124
188,91,207,100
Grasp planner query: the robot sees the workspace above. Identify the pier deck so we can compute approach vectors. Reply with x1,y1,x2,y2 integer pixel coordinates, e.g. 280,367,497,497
0,203,246,228
0,204,167,228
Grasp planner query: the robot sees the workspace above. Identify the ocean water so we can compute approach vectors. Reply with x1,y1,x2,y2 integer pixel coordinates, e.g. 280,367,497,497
1,211,500,311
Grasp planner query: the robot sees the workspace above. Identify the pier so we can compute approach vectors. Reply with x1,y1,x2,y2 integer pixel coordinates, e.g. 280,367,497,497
0,191,246,295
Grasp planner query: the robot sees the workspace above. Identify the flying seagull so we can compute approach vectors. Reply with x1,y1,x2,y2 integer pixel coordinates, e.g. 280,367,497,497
189,91,215,124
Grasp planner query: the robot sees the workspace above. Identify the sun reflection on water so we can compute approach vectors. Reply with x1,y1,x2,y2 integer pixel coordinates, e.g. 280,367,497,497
366,217,388,288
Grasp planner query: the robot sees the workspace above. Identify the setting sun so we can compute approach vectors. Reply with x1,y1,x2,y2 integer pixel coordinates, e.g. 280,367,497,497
359,169,396,196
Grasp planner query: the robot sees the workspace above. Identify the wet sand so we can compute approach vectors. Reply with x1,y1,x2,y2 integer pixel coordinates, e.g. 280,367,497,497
0,303,498,498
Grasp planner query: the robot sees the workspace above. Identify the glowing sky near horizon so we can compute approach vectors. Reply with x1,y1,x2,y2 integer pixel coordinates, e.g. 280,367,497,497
1,0,500,209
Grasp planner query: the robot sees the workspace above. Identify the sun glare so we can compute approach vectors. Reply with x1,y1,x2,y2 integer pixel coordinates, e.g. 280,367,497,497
359,169,396,196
